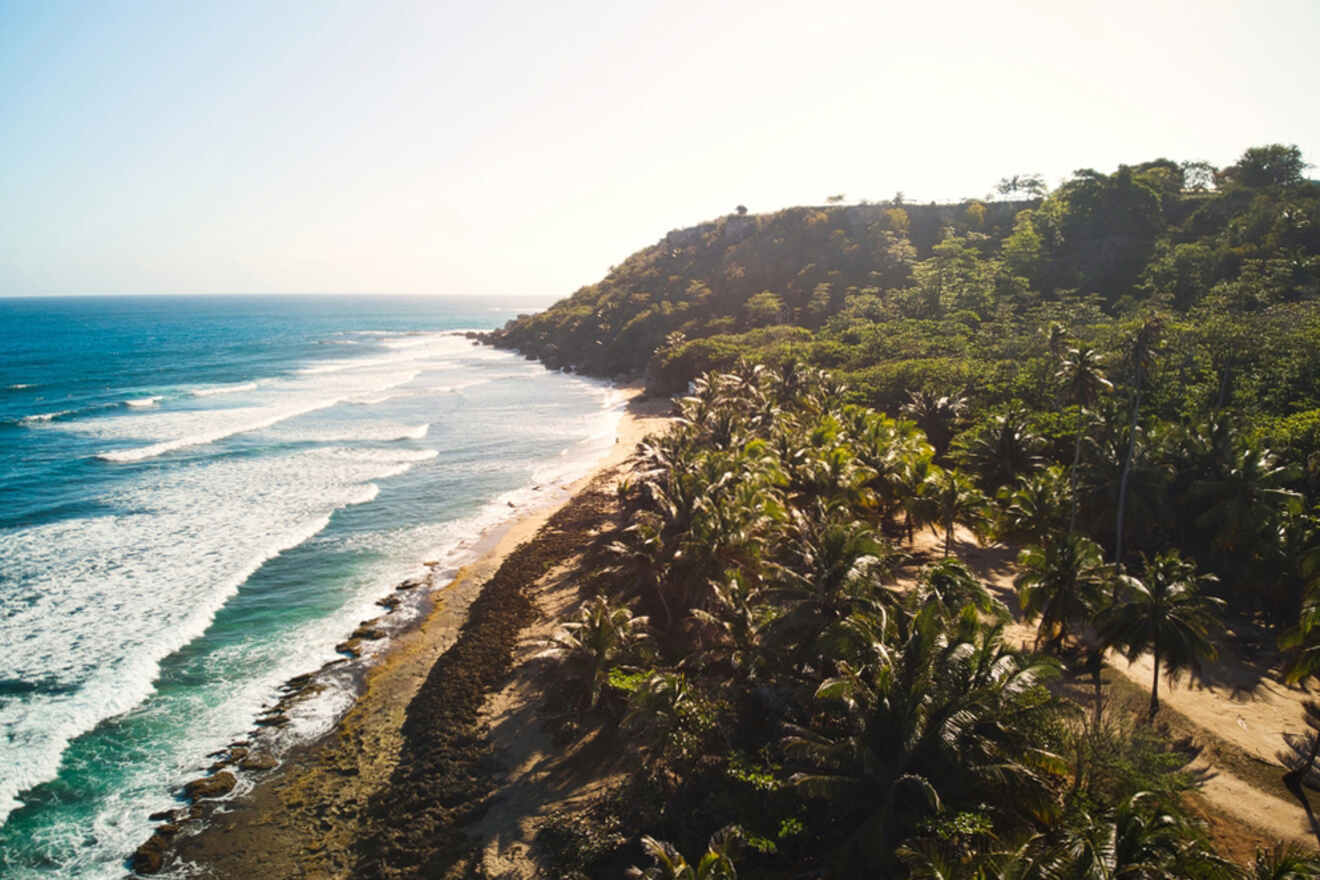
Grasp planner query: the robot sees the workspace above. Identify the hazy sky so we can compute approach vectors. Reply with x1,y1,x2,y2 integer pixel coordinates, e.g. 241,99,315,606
2,0,1317,297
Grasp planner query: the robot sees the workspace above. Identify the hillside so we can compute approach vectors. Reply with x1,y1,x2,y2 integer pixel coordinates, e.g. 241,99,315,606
470,146,1320,876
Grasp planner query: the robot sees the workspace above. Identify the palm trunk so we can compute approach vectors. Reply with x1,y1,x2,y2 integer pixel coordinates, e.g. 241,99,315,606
1069,413,1085,535
1090,649,1104,725
944,516,954,557
1148,634,1161,720
1115,384,1142,567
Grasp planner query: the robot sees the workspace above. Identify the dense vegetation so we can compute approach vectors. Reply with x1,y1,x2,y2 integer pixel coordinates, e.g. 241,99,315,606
536,366,1278,878
489,145,1320,628
485,145,1320,876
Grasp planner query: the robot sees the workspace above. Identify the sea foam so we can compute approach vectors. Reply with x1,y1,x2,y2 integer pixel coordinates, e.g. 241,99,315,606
0,447,425,826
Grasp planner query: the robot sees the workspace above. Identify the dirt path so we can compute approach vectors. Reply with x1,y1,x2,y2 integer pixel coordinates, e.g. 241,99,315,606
901,524,1320,852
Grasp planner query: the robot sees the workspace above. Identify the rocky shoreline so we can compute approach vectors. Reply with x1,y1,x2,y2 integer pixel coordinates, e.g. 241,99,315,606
130,563,448,875
127,391,668,878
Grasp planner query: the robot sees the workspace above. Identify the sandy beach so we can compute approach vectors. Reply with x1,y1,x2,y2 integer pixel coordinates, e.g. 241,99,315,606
137,389,672,878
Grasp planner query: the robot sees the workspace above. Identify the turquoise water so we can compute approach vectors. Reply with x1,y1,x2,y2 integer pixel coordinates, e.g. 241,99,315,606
0,295,619,877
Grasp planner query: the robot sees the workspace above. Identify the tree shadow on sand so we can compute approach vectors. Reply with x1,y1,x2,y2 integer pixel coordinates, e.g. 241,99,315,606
1277,701,1320,847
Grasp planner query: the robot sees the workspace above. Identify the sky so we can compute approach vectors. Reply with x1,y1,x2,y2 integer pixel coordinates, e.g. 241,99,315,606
1,0,1318,297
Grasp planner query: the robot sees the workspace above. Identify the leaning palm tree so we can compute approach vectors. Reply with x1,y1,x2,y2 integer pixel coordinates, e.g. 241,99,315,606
1097,551,1224,720
1057,345,1112,534
1014,534,1111,653
534,596,650,713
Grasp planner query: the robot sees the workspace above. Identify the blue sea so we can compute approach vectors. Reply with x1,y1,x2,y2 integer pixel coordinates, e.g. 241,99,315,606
0,295,621,878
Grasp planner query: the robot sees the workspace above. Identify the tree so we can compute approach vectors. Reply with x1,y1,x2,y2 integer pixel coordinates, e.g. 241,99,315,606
953,408,1045,494
743,291,786,328
996,174,1047,200
997,465,1072,547
901,389,968,461
1115,315,1163,567
1015,534,1111,653
1252,842,1320,879
1057,345,1112,533
785,606,1062,872
927,468,989,557
628,826,743,880
1220,144,1309,189
1097,551,1223,719
735,204,748,216
535,596,650,712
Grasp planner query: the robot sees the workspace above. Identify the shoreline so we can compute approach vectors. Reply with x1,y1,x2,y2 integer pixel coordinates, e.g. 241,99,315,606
142,389,671,877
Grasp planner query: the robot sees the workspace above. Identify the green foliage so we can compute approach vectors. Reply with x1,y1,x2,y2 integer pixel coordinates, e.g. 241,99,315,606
495,144,1320,875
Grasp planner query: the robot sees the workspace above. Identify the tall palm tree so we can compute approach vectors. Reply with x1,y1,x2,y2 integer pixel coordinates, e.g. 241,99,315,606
1097,551,1224,719
1057,345,1112,534
1115,316,1163,567
1014,534,1111,653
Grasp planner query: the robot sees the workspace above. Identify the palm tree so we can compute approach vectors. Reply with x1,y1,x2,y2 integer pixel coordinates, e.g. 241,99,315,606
1014,534,1111,653
535,596,650,712
627,826,743,880
1057,345,1112,534
927,468,990,557
1189,442,1301,568
1097,551,1224,719
901,389,968,461
1115,316,1162,567
890,454,939,545
762,517,893,669
996,465,1071,547
1252,841,1320,879
953,408,1045,494
1038,792,1234,879
1279,538,1320,787
783,606,1064,872
915,557,1006,620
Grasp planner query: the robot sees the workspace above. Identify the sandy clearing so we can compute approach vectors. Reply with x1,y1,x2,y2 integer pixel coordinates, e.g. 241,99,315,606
902,523,1320,850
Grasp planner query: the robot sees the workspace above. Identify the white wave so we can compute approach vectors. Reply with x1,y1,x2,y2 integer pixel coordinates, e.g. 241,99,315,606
82,370,421,463
401,423,429,440
347,392,403,406
20,409,74,424
264,420,432,444
98,400,343,462
124,396,162,408
0,449,410,826
322,447,439,464
191,382,259,397
7,383,33,390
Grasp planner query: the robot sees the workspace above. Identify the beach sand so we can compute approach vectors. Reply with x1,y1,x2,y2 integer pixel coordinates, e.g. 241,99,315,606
148,389,672,878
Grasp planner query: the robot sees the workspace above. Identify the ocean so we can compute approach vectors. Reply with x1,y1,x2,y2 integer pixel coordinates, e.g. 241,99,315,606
0,294,621,878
